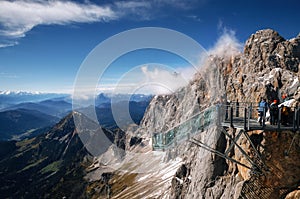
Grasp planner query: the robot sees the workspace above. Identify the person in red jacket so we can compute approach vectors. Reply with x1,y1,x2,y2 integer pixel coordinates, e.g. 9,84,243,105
269,99,279,125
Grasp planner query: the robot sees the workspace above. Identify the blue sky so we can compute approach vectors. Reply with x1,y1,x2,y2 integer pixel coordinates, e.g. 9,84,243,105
0,0,299,94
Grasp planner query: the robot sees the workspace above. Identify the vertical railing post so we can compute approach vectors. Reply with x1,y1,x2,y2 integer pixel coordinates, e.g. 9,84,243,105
293,108,296,132
225,103,229,120
230,106,234,128
173,131,177,147
201,115,204,132
297,107,299,131
244,107,247,130
236,100,239,117
152,135,154,150
262,106,266,128
217,104,221,126
278,107,282,131
248,105,251,130
250,103,253,118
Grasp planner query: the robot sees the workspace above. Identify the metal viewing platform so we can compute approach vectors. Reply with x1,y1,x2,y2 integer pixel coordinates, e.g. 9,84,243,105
152,102,300,151
152,102,300,174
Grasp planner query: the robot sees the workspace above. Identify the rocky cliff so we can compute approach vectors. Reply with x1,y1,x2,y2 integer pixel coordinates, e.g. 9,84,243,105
225,29,300,103
86,29,300,199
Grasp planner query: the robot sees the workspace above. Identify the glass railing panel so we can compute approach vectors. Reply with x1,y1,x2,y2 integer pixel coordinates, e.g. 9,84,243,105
152,105,217,150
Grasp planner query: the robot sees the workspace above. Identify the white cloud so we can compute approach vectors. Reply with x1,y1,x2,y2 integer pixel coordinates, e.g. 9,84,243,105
133,29,243,95
208,29,243,58
85,27,242,96
0,41,19,48
113,64,196,95
134,29,243,95
114,1,151,10
152,0,204,10
140,65,196,93
0,0,202,47
0,0,117,46
112,1,152,20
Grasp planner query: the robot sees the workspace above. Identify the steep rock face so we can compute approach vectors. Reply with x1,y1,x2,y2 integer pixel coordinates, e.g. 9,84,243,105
234,130,300,199
189,30,300,198
85,73,213,198
126,59,223,152
225,29,300,103
141,29,300,198
244,29,300,73
88,29,300,198
142,77,208,133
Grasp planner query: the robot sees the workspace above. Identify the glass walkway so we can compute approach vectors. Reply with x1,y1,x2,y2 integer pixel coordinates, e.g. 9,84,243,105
152,105,218,150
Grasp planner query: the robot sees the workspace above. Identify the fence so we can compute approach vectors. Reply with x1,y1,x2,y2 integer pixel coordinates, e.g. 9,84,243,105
221,102,300,131
152,106,217,150
152,102,300,150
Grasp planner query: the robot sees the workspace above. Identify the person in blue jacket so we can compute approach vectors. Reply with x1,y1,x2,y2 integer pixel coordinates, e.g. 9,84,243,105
258,98,268,126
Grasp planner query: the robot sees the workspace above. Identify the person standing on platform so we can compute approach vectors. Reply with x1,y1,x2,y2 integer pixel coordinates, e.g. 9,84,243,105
270,99,279,125
258,98,268,126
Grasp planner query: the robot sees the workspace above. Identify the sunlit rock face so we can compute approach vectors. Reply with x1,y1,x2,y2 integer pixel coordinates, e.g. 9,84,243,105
86,29,300,199
225,29,300,104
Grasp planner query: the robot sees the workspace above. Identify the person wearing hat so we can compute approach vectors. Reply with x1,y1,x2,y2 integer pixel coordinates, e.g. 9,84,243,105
270,99,279,125
282,94,289,102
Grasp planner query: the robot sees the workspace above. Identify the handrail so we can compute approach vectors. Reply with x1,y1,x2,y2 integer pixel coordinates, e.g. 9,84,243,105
152,105,217,150
152,102,300,150
154,105,216,136
151,101,300,176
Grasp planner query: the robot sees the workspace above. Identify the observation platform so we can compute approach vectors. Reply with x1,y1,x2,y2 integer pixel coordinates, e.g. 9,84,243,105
151,101,300,186
152,102,300,151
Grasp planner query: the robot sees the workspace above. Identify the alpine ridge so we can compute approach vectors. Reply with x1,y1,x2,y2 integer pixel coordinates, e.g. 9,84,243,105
87,29,300,198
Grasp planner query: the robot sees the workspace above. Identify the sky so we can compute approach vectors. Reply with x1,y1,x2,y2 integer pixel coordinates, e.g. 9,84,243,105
0,0,299,94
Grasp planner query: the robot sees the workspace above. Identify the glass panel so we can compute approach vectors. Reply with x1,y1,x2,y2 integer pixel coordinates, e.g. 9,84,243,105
165,130,175,146
152,106,217,150
152,133,164,149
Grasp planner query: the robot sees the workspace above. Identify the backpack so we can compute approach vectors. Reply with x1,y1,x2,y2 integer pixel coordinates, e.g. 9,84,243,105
282,106,289,115
270,103,278,112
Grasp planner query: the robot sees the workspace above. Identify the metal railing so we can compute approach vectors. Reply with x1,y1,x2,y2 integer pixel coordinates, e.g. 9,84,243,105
152,102,300,150
220,103,264,127
221,102,300,131
152,106,217,150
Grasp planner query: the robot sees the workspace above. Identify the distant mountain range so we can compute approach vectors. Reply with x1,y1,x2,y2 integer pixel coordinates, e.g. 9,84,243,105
0,91,69,109
0,92,152,141
0,91,44,95
95,93,153,106
2,100,72,117
79,100,150,130
0,91,152,109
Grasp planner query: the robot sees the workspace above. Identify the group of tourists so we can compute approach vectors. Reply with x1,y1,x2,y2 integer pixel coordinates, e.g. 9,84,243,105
257,95,291,126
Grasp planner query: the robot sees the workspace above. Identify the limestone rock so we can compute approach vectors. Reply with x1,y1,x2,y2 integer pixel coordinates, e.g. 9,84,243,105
87,29,300,199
